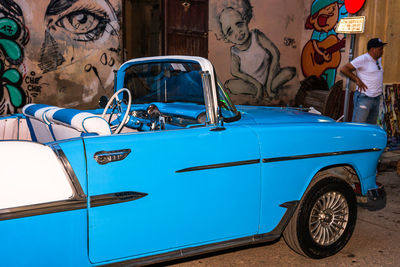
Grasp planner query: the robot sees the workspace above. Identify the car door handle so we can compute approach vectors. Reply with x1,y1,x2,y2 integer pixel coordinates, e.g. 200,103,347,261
94,149,131,165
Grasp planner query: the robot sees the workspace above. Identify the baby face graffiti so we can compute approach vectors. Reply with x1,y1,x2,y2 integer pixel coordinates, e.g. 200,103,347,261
309,2,339,32
213,1,296,103
219,8,250,46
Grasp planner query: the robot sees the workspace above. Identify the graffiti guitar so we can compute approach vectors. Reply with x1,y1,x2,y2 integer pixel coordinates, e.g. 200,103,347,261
301,36,346,77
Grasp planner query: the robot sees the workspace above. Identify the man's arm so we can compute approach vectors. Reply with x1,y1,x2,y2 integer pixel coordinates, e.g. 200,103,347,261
340,63,367,92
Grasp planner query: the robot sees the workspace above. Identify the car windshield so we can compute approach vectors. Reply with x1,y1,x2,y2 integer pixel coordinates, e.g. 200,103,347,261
122,61,240,122
123,62,205,105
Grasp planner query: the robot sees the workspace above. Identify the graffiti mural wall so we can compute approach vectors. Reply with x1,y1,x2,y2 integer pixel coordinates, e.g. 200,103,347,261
209,0,350,107
0,0,352,113
301,0,347,89
0,0,122,114
209,0,300,105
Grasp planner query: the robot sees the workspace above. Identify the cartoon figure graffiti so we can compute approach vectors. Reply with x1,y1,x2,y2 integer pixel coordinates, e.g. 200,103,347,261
301,0,348,89
0,1,29,114
0,0,121,115
214,0,296,101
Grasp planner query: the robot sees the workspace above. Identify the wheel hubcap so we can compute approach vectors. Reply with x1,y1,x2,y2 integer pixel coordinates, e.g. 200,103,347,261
309,191,349,246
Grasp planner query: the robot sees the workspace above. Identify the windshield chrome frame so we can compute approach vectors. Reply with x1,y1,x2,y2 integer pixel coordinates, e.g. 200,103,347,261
201,71,217,125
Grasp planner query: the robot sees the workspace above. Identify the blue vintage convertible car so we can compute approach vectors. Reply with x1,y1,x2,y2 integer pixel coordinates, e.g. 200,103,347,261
0,56,386,266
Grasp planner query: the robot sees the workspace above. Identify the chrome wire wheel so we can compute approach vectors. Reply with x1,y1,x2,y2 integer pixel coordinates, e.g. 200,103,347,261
309,191,349,246
284,177,357,258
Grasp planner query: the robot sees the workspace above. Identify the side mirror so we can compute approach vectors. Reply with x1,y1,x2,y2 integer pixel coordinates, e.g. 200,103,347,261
99,96,109,108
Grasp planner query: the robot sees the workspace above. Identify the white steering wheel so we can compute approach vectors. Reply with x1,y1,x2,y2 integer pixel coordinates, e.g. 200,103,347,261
101,88,132,134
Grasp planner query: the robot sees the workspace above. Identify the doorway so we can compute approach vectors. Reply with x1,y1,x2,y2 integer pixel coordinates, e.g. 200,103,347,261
123,0,208,60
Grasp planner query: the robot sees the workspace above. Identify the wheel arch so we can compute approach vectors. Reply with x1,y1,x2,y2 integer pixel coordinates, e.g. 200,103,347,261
305,164,361,198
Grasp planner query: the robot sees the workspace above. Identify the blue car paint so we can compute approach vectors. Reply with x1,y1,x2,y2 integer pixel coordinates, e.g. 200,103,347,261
0,209,89,266
235,105,386,193
250,122,385,232
83,124,261,263
86,112,385,260
236,105,335,124
199,106,387,233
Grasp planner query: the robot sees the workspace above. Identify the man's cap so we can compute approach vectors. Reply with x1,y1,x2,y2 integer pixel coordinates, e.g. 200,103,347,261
367,38,387,50
311,0,343,16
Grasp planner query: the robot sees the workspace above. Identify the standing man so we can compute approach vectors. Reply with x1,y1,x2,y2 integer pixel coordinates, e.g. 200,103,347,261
340,38,387,124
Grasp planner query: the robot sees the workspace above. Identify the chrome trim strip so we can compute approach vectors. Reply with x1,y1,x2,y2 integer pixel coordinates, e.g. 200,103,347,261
90,191,148,208
263,148,381,163
50,144,87,199
106,201,299,267
176,159,260,173
0,199,86,221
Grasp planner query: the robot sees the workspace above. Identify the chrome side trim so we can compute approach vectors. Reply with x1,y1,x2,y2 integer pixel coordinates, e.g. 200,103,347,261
50,144,86,199
90,191,148,208
263,148,381,163
106,201,299,267
176,159,260,173
0,199,86,221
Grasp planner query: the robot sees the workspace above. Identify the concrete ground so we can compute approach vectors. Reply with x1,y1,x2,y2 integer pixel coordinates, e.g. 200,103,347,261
161,155,400,267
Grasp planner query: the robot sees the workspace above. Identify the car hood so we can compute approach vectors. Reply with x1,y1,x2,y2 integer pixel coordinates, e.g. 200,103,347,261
235,105,335,124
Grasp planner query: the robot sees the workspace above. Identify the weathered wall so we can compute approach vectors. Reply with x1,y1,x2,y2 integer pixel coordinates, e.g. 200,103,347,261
208,0,350,107
2,0,394,115
0,0,122,114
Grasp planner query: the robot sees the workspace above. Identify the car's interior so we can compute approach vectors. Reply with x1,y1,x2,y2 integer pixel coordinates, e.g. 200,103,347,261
0,60,239,143
0,100,207,144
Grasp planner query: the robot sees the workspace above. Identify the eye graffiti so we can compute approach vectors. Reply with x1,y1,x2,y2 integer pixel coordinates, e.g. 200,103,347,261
54,9,111,42
39,1,119,74
0,0,122,114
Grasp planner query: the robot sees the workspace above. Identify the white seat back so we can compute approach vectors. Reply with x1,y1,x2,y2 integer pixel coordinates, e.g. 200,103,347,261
22,104,111,142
